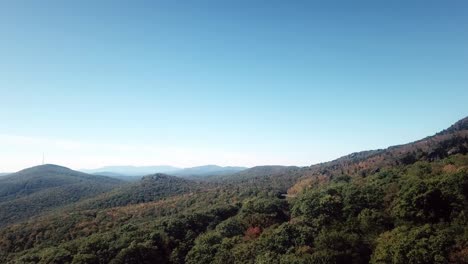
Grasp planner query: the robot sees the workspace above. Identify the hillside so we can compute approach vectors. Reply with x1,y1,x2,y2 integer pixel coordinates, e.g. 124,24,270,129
438,116,468,135
0,117,467,264
286,117,468,195
0,164,122,226
212,165,303,195
78,173,206,210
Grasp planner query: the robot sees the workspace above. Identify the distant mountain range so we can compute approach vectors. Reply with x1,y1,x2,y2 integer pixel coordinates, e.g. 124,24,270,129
172,165,248,178
81,165,180,176
0,117,467,263
82,164,247,178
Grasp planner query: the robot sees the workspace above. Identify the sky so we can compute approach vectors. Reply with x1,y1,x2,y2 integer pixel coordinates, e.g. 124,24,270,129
0,0,467,172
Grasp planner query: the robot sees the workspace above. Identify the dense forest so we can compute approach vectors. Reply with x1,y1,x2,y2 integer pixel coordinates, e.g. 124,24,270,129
0,117,467,263
0,165,122,226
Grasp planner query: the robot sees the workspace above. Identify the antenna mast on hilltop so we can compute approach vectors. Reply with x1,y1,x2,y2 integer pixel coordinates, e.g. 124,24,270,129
42,153,45,165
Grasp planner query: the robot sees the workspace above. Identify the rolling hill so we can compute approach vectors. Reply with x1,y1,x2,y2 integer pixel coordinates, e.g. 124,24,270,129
0,117,467,263
0,164,122,226
287,116,468,195
79,173,205,210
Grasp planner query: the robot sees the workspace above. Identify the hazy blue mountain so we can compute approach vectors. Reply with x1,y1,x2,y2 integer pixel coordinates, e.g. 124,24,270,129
1,117,468,263
92,171,127,177
82,165,247,179
0,173,10,177
81,165,181,176
172,165,247,178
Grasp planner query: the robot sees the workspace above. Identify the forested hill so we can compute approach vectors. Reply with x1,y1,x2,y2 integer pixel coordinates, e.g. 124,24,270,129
0,164,122,226
77,173,207,210
439,116,468,135
211,117,468,197
287,116,468,195
0,117,467,263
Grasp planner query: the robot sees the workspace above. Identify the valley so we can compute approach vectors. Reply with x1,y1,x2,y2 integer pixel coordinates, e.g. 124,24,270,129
0,117,467,263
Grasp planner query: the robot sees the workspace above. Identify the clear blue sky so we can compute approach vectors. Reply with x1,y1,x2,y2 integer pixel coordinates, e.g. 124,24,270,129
0,1,467,171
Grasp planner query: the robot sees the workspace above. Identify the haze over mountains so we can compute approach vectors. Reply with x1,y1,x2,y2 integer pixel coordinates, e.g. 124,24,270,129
81,165,180,176
81,165,248,178
2,1,466,262
0,117,467,263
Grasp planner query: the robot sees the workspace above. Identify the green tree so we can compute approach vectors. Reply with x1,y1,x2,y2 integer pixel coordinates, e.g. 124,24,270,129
393,179,460,223
292,185,343,229
186,232,222,264
371,224,454,264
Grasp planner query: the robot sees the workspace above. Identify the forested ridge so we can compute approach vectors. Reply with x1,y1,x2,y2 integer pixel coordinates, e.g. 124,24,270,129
0,165,123,227
0,117,467,263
